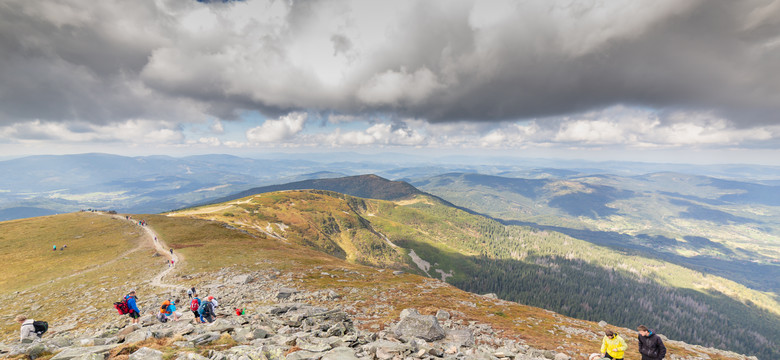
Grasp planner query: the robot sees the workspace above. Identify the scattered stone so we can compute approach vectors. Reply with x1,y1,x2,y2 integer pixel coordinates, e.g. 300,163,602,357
128,347,163,360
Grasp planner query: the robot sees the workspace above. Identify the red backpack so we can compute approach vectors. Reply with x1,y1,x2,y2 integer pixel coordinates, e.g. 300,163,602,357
114,299,130,315
190,298,200,312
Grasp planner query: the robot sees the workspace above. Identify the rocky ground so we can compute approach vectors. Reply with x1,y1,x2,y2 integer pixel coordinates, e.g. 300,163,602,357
0,267,759,360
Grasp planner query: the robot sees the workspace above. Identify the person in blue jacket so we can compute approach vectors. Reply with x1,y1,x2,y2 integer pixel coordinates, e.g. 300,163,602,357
125,290,140,325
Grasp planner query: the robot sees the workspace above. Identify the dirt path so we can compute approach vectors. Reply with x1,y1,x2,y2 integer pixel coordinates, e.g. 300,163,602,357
111,215,183,290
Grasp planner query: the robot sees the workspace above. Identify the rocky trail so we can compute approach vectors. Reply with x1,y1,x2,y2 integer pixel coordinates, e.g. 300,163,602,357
1,266,759,360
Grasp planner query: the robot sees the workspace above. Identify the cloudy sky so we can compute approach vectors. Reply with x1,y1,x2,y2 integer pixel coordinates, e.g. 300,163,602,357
1,0,779,164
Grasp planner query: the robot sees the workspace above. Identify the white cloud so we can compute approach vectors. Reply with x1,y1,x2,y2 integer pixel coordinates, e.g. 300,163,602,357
0,119,184,144
325,122,427,146
246,112,307,143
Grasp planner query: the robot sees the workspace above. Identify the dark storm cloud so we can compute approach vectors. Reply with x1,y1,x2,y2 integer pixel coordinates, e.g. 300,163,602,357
1,0,779,128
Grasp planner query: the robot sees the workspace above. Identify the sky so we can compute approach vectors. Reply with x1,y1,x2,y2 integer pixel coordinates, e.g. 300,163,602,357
1,0,780,164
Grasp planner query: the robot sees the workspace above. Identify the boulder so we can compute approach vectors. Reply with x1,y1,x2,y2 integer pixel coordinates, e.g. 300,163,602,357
73,354,105,360
230,274,254,284
276,288,299,300
445,329,475,347
286,349,320,360
321,347,360,360
124,329,152,344
128,347,163,360
49,344,119,360
554,353,571,360
435,310,450,321
393,309,445,342
27,343,47,359
207,318,235,333
175,353,209,360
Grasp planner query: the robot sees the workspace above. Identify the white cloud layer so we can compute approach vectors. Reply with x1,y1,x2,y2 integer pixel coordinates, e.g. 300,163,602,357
0,0,779,157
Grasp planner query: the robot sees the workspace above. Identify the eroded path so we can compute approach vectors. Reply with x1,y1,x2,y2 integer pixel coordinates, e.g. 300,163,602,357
111,214,183,290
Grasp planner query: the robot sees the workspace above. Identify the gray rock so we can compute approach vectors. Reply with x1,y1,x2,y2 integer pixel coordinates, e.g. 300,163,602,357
554,353,571,360
230,274,255,284
435,310,451,321
598,320,608,328
207,318,236,333
277,288,299,300
190,331,221,345
321,347,359,360
175,352,209,360
124,329,152,344
128,347,163,360
445,329,475,347
286,349,321,360
393,309,446,342
27,343,47,359
49,344,119,360
297,338,332,352
482,293,498,299
73,354,105,360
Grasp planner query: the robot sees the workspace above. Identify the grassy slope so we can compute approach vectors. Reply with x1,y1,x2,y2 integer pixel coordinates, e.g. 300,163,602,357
0,212,160,339
172,190,779,359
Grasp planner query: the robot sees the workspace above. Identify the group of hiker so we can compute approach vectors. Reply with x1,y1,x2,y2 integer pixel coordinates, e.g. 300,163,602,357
589,326,667,360
112,287,224,325
51,245,67,251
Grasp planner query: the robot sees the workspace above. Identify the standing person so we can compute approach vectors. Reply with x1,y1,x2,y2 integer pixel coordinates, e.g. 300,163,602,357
15,315,41,343
190,287,196,296
637,325,667,360
190,294,203,324
169,248,173,255
52,245,56,251
125,290,141,325
601,329,627,359
187,288,193,299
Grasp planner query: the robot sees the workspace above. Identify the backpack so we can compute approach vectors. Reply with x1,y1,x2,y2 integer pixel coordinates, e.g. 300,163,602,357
200,301,212,316
190,298,200,312
32,321,48,336
114,299,130,315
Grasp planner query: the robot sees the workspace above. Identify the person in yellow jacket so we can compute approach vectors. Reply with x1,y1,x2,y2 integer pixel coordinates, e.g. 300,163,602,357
601,329,628,359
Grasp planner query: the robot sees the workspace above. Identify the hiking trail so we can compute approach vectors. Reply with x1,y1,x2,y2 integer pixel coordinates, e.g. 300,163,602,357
111,214,183,290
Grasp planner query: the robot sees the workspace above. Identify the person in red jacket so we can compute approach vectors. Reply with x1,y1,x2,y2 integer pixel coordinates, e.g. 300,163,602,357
637,325,666,360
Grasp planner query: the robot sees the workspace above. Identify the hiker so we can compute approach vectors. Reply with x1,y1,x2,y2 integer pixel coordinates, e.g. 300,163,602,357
52,245,56,251
234,307,245,316
210,296,219,308
159,299,181,322
637,325,667,360
15,315,45,342
61,245,67,250
187,288,193,298
601,329,627,359
190,287,196,296
199,296,216,323
169,248,173,255
125,290,141,324
190,294,203,324
158,300,172,322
